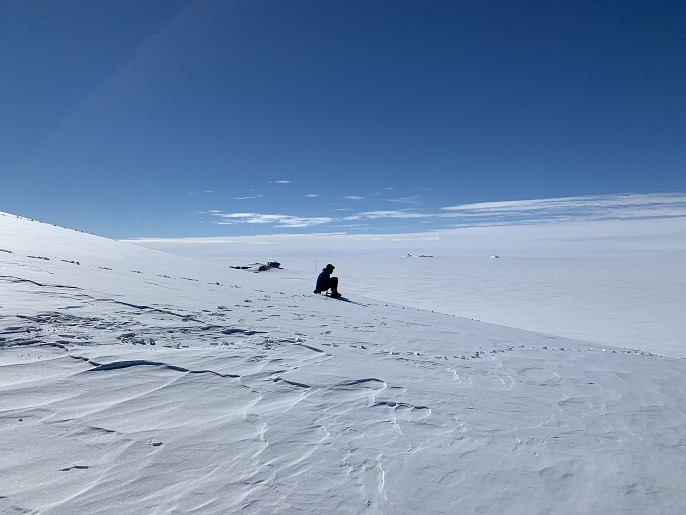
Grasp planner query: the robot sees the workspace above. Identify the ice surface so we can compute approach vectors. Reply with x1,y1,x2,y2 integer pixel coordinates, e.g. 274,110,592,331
1,212,685,513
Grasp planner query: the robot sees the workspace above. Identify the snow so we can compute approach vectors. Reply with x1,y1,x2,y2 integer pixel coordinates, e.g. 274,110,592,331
1,211,685,513
273,257,686,358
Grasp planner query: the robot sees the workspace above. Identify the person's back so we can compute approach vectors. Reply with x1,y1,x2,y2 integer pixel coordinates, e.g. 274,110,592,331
314,263,341,298
315,268,330,290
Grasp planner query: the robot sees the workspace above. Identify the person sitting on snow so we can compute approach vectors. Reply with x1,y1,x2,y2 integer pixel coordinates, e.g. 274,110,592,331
314,263,341,298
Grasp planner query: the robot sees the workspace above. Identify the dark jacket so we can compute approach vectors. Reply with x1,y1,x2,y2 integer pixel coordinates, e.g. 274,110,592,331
316,268,331,291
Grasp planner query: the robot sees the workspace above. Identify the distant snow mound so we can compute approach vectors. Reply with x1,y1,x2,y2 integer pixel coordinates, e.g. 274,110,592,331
490,255,500,259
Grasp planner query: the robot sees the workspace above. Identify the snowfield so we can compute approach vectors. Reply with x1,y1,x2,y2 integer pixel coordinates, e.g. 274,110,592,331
1,212,685,513
270,256,686,358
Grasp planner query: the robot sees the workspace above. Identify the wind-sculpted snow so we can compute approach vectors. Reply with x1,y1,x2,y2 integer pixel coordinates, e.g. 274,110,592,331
1,212,685,513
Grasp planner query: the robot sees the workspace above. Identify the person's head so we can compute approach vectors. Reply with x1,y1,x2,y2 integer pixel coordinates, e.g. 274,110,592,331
325,263,335,273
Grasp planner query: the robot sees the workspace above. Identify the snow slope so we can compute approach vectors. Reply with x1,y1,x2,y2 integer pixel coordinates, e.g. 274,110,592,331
1,212,685,513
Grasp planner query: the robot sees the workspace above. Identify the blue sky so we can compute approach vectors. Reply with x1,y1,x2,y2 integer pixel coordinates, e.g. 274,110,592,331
1,0,684,240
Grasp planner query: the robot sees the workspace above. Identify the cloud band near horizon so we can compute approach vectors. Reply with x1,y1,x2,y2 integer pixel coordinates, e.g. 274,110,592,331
204,192,686,230
126,193,686,259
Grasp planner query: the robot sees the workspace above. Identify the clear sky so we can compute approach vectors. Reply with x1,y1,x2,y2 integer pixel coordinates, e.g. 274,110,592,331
1,0,685,240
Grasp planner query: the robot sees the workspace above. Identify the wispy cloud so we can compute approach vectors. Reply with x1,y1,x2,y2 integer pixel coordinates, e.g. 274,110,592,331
344,196,365,201
211,212,332,228
441,193,686,224
345,210,433,221
183,193,686,256
233,194,264,200
271,180,291,184
188,190,214,195
383,196,422,206
304,194,320,198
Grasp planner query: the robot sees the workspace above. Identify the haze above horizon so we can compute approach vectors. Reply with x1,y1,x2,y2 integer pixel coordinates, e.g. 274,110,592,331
1,1,684,243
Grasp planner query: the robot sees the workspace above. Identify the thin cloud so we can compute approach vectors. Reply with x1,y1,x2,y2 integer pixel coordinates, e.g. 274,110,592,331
212,211,332,228
198,193,686,241
383,196,422,206
346,210,433,221
344,196,365,201
436,194,686,228
304,194,321,198
233,194,264,200
443,193,686,215
271,180,291,184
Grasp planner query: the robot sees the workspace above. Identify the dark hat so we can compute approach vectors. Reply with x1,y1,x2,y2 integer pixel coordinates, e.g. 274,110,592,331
326,263,335,270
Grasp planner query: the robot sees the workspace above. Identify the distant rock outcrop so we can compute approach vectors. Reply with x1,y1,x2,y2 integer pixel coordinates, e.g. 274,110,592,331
230,261,282,273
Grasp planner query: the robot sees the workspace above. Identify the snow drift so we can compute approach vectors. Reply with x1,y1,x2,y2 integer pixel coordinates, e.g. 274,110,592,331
1,212,684,513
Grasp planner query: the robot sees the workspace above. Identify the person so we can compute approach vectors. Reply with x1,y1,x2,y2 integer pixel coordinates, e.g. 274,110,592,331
314,263,341,298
